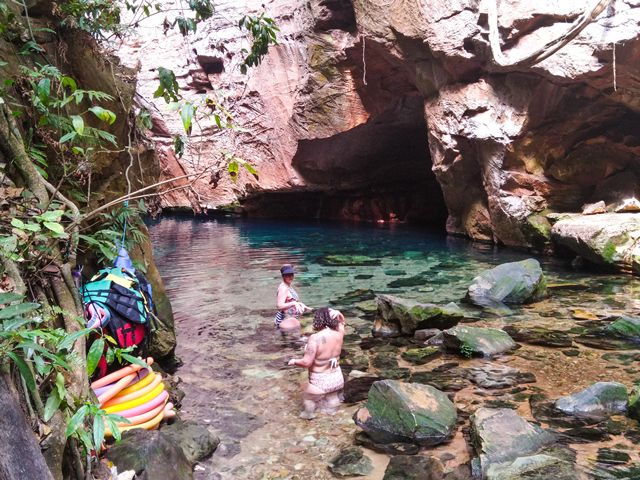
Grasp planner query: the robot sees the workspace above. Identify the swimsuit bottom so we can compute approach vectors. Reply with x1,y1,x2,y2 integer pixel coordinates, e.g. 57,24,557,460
309,367,344,394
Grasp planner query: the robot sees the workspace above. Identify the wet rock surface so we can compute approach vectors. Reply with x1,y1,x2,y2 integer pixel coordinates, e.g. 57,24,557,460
470,408,556,475
468,364,536,390
465,260,547,307
328,447,374,477
354,380,457,446
554,382,628,420
442,326,517,357
382,455,445,480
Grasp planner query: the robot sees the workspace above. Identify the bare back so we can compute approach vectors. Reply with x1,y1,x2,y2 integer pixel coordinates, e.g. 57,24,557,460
308,326,344,373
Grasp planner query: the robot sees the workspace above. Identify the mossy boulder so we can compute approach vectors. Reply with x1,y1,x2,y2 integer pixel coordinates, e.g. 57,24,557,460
554,382,628,419
465,259,547,307
354,380,457,446
605,316,640,341
470,408,556,476
377,294,463,335
160,419,219,464
442,326,517,357
551,213,640,275
401,347,440,365
382,455,444,480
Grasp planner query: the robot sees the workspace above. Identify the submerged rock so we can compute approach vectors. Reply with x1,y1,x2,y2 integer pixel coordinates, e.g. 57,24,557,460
470,408,556,475
486,454,578,480
551,213,640,275
628,385,640,421
387,272,431,288
160,419,219,464
377,294,463,334
503,326,573,348
343,376,381,403
354,432,420,456
410,367,469,392
382,455,444,480
401,347,440,365
605,316,640,341
106,430,192,480
332,288,375,305
554,382,628,420
372,318,401,338
442,325,517,357
465,259,547,307
468,364,536,390
354,380,457,446
328,447,374,477
320,255,381,266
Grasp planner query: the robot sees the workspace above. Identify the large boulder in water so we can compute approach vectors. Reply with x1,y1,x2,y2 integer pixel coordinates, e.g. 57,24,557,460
551,213,640,275
554,382,628,420
354,380,457,446
470,408,556,476
442,325,517,357
465,259,547,306
377,294,463,334
106,429,192,480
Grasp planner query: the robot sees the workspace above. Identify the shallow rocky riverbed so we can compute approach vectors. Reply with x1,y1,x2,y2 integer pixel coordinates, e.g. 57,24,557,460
150,216,640,479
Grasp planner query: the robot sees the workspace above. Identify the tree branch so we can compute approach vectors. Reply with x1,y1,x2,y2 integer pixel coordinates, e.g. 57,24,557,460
487,0,613,68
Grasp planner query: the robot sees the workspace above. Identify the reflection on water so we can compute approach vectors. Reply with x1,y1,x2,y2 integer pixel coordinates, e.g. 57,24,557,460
150,216,640,479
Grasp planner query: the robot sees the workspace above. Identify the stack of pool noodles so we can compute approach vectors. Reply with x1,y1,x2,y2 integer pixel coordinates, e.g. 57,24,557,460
91,357,175,437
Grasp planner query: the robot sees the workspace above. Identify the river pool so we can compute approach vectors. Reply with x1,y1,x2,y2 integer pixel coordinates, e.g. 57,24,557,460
149,216,640,479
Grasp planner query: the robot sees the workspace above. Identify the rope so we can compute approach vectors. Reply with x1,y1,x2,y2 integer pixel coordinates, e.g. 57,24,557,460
487,0,614,68
612,41,617,91
361,34,368,86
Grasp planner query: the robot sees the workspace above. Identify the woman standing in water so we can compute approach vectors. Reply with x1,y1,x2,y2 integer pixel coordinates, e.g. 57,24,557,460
275,264,309,330
288,307,345,419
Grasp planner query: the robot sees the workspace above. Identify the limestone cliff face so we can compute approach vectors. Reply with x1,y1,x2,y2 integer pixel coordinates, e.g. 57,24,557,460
121,0,640,245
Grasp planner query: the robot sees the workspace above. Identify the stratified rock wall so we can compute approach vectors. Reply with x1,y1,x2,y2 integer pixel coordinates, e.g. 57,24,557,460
121,0,640,242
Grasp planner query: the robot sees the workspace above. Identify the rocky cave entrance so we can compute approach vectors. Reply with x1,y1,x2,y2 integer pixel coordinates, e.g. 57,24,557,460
243,95,448,228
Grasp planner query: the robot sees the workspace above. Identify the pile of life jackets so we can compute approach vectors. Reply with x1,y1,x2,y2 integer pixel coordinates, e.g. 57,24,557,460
81,248,158,379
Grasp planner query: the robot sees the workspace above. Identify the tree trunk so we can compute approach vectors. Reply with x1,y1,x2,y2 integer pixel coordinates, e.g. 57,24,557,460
0,375,54,480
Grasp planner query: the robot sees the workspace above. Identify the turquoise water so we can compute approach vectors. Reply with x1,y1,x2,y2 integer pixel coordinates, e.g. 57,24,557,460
150,216,640,479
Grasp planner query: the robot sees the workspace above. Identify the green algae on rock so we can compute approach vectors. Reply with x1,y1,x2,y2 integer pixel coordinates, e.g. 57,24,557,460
328,447,374,477
605,316,640,341
401,347,440,365
554,382,628,420
465,259,547,307
354,380,457,446
442,325,517,357
377,294,463,334
486,454,578,480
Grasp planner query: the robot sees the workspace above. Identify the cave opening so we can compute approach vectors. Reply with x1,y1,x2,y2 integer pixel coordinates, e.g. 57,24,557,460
243,95,448,229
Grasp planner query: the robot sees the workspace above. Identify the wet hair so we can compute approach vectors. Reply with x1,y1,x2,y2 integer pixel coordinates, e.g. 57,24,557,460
313,307,339,331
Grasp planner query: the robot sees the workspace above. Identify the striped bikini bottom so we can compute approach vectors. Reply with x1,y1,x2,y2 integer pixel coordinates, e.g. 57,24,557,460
309,367,344,394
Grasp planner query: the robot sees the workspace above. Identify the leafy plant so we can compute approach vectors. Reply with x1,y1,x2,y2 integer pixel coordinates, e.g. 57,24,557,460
66,402,129,451
238,13,279,74
223,152,258,182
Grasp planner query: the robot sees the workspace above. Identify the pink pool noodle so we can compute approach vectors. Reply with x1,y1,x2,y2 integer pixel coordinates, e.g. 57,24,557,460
92,369,149,397
116,390,169,418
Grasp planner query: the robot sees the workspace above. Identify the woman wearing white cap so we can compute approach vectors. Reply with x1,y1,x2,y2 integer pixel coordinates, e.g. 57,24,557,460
275,264,310,330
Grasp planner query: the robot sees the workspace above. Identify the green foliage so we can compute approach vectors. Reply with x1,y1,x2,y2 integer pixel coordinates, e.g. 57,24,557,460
20,64,118,152
66,402,129,450
79,200,147,264
58,0,122,37
238,13,279,74
153,67,180,103
223,152,258,182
